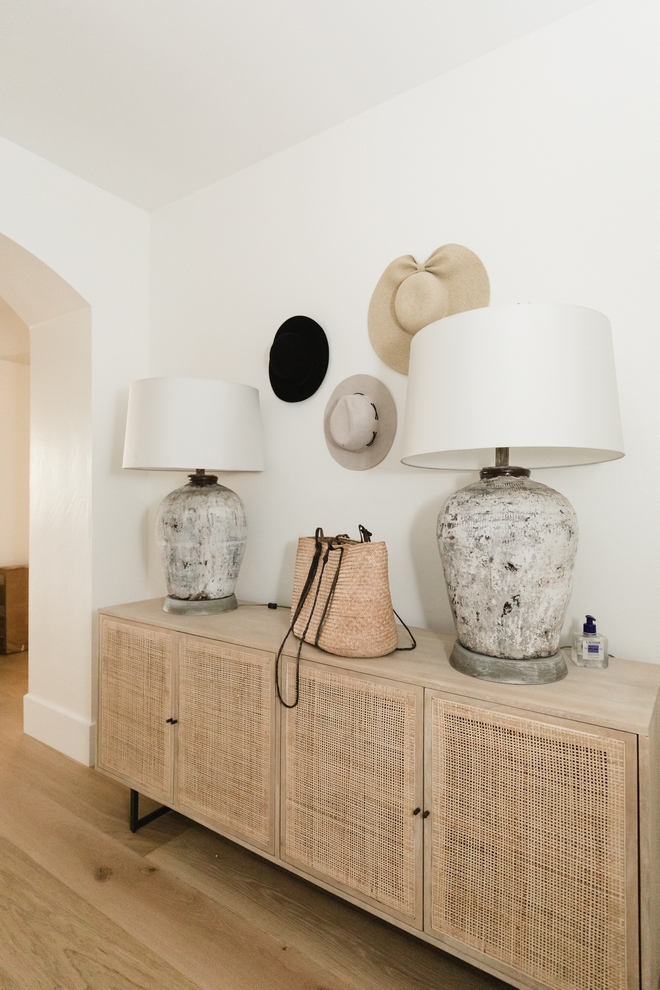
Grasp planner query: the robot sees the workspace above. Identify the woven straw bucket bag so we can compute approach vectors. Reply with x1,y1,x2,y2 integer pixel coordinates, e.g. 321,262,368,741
291,527,398,658
275,527,416,708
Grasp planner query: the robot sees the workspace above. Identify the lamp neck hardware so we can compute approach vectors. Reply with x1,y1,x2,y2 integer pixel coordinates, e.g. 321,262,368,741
481,446,530,479
188,468,218,487
480,465,531,479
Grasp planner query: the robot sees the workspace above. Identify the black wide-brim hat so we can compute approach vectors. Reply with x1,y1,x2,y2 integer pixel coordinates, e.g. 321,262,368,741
269,316,329,402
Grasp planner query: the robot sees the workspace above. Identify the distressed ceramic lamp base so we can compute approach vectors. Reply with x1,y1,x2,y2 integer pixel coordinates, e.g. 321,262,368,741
163,593,238,615
438,463,577,685
156,470,247,615
449,641,567,684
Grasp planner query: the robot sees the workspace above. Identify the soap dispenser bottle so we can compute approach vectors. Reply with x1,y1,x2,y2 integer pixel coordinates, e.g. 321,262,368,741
571,615,609,668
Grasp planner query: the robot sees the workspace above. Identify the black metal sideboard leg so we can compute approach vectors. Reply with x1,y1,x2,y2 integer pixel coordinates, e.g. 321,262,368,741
129,788,171,832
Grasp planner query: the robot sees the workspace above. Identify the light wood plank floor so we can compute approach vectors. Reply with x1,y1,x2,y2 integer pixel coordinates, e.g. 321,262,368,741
0,653,511,990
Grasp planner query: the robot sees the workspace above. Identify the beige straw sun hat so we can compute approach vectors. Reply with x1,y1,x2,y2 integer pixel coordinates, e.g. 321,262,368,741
368,244,490,374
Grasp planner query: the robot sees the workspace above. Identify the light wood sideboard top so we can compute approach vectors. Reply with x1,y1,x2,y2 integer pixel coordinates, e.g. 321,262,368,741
99,598,660,738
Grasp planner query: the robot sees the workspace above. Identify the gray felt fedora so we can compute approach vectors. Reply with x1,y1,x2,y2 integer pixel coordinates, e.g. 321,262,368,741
324,375,397,470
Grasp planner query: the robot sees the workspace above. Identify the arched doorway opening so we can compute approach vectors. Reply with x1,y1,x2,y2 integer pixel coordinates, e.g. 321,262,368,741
0,232,94,764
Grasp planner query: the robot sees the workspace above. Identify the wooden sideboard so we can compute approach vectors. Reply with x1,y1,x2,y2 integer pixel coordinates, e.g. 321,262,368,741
96,599,660,990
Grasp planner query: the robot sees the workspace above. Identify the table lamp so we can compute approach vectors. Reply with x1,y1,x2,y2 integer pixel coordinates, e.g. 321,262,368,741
401,303,624,684
123,377,265,614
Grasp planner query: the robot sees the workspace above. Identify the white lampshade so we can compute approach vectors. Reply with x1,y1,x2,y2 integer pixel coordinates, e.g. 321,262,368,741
123,377,265,472
401,303,624,470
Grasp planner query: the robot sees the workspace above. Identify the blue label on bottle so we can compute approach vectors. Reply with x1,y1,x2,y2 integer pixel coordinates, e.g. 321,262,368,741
587,643,600,654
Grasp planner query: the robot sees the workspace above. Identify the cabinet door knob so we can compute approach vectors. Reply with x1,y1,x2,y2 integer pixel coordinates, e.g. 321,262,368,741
412,807,421,816
422,810,430,819
165,718,178,724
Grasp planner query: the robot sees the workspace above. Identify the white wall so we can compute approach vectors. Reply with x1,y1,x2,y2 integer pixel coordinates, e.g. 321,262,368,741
150,0,660,665
24,310,92,759
0,358,29,564
0,139,151,763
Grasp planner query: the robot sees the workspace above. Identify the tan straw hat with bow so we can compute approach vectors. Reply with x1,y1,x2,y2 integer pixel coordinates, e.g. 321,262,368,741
368,244,490,374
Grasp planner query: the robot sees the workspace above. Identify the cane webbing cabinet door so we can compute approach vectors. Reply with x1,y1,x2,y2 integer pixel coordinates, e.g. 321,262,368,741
281,660,424,928
425,692,640,990
175,635,276,853
98,617,174,801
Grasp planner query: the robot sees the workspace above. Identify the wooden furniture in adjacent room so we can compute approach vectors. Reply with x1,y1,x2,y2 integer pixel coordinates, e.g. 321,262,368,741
96,599,660,990
0,565,28,654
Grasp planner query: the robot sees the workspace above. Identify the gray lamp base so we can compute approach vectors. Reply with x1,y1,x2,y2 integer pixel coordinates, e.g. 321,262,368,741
163,594,238,615
450,640,568,685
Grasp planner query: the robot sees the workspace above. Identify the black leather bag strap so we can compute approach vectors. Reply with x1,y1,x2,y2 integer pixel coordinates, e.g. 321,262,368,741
275,528,327,708
394,609,417,651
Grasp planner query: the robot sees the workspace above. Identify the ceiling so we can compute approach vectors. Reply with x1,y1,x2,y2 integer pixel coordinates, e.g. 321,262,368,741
0,0,596,211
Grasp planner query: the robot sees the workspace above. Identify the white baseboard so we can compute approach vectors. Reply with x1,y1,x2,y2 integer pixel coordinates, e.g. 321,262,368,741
23,693,95,766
